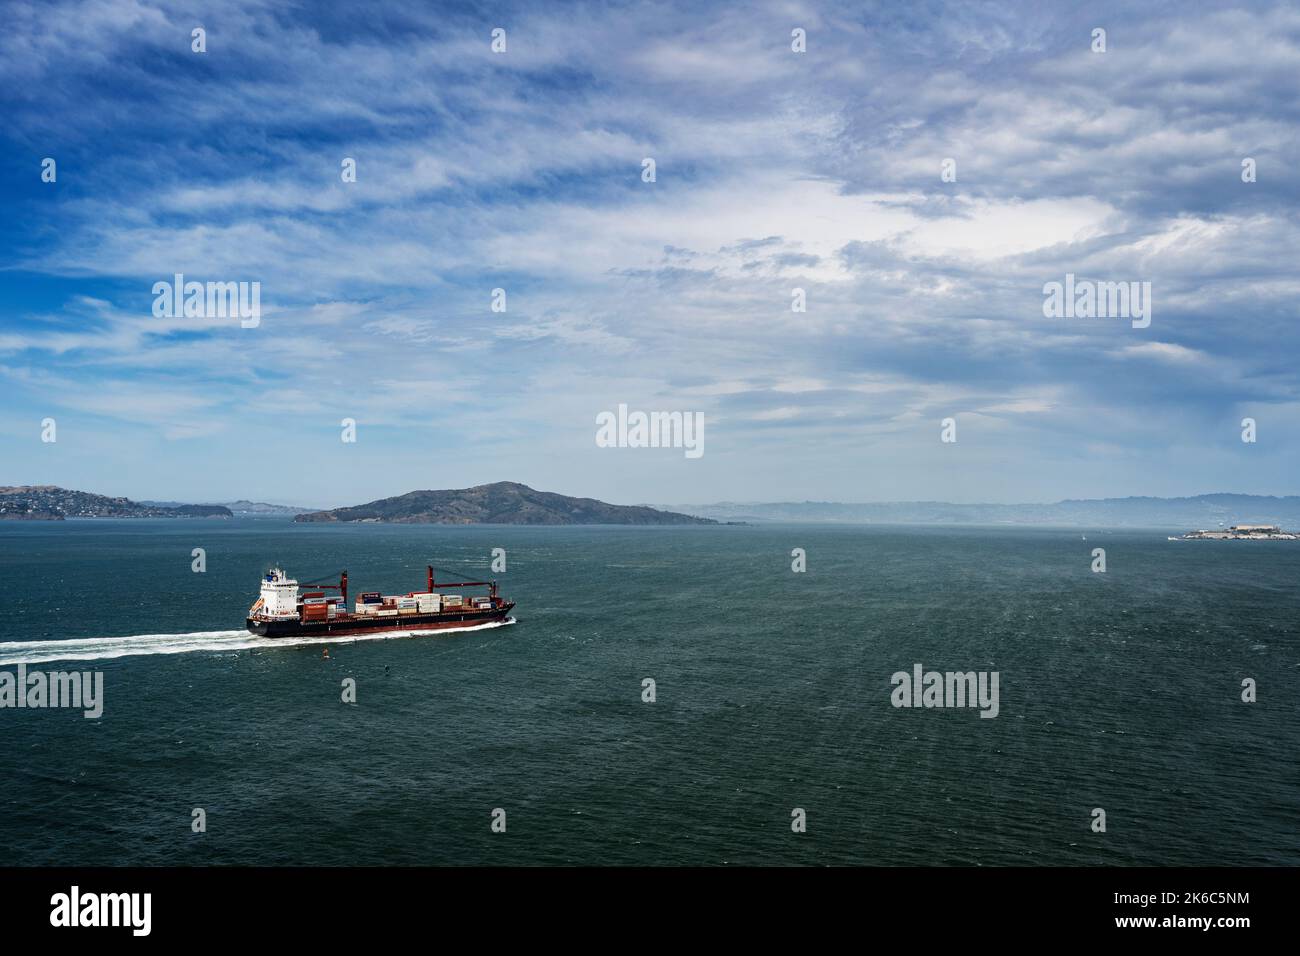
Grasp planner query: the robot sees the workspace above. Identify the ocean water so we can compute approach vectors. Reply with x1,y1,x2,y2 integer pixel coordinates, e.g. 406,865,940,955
0,518,1295,866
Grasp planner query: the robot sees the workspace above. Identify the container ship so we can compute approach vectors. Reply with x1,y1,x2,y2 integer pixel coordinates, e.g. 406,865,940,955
245,566,514,638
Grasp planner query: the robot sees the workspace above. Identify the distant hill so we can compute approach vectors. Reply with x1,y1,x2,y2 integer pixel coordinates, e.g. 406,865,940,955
142,499,306,515
220,500,307,515
9,484,1294,528
662,494,1300,528
0,486,232,520
171,504,233,517
295,481,716,525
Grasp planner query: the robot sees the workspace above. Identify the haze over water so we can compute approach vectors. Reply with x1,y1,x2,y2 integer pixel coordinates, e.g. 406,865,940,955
1,518,1295,866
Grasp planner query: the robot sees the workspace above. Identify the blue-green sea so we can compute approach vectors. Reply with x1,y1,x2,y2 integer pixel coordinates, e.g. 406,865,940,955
0,518,1296,866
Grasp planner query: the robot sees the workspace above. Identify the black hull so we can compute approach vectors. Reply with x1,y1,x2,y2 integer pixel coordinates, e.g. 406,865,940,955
246,603,515,638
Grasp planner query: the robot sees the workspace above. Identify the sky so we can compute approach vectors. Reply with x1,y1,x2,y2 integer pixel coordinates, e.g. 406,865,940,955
1,0,1297,509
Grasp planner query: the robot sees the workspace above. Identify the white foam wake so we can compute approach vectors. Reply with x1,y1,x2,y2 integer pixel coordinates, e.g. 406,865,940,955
0,618,517,666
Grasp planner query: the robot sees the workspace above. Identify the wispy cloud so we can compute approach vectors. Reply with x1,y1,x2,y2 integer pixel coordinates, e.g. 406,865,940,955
0,0,1296,504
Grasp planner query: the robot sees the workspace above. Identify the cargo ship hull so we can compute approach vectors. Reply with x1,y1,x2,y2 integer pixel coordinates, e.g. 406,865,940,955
247,603,515,638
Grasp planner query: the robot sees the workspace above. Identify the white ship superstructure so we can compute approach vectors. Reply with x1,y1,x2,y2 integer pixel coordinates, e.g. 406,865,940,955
251,568,301,619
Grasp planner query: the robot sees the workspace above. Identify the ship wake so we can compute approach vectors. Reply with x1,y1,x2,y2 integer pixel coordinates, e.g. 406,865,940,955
0,618,517,666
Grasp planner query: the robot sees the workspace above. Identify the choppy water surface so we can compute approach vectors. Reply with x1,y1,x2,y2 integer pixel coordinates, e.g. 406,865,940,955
0,519,1295,865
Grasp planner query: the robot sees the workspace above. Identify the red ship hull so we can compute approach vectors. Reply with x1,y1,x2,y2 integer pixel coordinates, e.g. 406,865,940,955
246,603,515,638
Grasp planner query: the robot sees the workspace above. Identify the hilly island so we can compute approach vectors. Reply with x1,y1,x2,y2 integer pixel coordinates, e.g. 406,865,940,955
294,482,715,525
7,483,1299,528
0,486,232,520
0,482,713,524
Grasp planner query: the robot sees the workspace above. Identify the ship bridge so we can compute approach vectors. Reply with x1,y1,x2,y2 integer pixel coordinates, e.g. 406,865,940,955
256,568,300,619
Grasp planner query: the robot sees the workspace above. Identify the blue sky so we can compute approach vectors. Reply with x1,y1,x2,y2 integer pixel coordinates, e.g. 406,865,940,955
1,0,1297,508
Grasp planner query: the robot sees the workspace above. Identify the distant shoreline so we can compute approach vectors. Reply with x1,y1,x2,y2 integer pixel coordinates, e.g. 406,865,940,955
7,484,1300,529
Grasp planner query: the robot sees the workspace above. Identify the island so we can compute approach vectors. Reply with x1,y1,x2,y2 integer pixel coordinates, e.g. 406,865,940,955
1175,524,1298,540
294,481,717,525
0,486,232,520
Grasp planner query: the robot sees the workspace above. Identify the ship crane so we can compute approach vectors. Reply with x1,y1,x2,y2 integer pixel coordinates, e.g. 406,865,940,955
427,566,499,601
300,570,348,606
